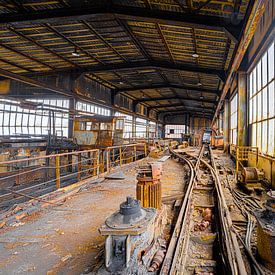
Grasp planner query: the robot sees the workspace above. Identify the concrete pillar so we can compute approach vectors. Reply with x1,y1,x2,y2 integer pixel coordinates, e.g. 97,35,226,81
237,72,248,146
223,99,230,151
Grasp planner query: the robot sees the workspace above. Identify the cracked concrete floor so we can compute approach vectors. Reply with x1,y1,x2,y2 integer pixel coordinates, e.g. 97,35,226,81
0,157,185,275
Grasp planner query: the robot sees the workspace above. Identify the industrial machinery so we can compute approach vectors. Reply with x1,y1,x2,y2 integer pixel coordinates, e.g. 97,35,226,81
202,129,212,144
254,191,275,272
240,167,264,184
234,146,264,192
99,197,157,273
73,115,124,148
239,167,264,191
211,135,224,149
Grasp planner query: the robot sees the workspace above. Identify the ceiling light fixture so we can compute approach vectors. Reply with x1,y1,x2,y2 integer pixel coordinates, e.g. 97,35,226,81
72,47,80,57
200,95,204,100
192,53,199,58
197,82,202,86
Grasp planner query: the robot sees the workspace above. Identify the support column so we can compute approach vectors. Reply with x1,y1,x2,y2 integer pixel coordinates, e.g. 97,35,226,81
68,98,75,172
161,124,165,138
185,113,190,134
223,99,230,151
110,90,116,116
237,72,248,146
146,119,149,141
132,115,136,139
68,98,75,139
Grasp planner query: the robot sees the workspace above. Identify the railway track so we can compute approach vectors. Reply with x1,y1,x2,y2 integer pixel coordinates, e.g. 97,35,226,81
161,145,247,275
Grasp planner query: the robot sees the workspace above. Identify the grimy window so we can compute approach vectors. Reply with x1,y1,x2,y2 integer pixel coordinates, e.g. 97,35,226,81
0,99,69,138
115,111,133,138
249,40,275,157
76,101,111,116
135,117,147,138
165,124,186,138
229,93,238,145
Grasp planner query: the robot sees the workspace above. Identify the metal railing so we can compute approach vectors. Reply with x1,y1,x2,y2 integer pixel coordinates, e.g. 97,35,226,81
0,143,147,210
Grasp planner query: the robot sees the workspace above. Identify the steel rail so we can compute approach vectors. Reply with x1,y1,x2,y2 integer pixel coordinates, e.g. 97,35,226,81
189,151,264,274
160,145,205,274
184,149,247,274
208,146,247,275
164,146,248,275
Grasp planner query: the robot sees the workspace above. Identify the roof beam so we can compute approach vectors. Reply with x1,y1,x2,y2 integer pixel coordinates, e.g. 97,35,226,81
116,18,152,60
27,61,225,82
44,23,101,64
159,108,214,114
0,4,242,42
163,111,211,118
148,103,214,111
78,61,226,81
163,112,213,121
8,25,77,67
0,57,33,73
135,96,216,104
115,84,220,95
0,68,74,97
81,20,128,62
0,42,54,70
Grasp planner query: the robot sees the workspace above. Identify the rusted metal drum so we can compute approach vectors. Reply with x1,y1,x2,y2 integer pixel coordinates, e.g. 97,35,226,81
136,178,162,209
241,167,264,182
136,163,162,210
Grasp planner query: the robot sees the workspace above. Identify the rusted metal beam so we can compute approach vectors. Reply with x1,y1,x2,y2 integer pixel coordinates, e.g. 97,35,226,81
0,4,241,43
0,42,54,70
44,23,102,64
28,60,226,81
163,112,212,120
175,0,189,12
8,0,28,12
159,108,214,114
212,0,266,125
134,96,216,104
81,20,128,62
0,68,74,97
76,61,226,80
116,18,151,60
115,84,220,95
8,25,77,67
143,0,152,9
148,103,214,111
0,58,33,73
156,23,174,63
44,23,112,87
222,38,231,69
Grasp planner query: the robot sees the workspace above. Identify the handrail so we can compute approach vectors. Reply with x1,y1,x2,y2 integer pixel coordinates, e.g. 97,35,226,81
0,143,148,209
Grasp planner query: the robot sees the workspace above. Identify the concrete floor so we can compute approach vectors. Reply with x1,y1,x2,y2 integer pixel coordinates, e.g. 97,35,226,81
0,157,185,275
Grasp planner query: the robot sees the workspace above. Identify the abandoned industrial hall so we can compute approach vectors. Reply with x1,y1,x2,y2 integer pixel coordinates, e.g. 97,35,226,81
0,0,274,274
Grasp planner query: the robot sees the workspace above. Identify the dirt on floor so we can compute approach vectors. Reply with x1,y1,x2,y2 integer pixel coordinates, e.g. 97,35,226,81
0,156,185,275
